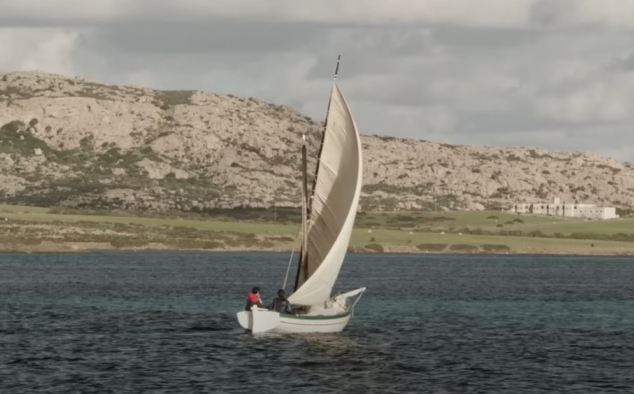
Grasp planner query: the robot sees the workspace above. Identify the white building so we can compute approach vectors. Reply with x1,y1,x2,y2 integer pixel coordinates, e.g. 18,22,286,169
512,197,619,220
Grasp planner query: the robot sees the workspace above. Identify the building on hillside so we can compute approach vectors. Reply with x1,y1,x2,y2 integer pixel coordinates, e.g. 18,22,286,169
512,197,619,220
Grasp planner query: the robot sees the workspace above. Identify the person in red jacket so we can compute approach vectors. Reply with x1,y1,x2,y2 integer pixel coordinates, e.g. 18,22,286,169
245,287,265,311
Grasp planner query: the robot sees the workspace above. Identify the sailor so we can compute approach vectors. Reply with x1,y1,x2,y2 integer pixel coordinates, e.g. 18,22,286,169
268,289,293,314
245,287,265,311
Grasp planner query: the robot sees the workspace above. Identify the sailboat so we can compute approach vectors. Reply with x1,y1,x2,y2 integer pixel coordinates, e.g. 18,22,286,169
236,56,366,334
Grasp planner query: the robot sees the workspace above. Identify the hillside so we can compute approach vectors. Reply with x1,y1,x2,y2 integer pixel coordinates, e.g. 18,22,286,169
1,71,634,212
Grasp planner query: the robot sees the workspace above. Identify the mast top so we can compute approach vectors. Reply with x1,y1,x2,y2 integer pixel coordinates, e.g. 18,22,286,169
334,54,341,81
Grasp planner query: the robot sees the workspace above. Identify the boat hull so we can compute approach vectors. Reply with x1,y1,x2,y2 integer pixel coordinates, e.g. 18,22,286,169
237,310,351,334
236,287,365,334
274,313,351,333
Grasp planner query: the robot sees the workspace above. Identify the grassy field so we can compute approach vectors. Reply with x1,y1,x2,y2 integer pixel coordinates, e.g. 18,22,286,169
0,204,297,234
1,204,633,254
357,210,634,235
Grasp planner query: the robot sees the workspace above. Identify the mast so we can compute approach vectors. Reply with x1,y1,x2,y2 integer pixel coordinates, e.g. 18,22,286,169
293,55,341,292
299,135,310,285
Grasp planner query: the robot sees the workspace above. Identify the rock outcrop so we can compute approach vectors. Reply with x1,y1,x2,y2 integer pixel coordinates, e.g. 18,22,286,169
1,71,633,212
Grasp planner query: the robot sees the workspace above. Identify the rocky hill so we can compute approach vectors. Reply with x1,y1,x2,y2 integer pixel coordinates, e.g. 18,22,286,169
1,71,633,212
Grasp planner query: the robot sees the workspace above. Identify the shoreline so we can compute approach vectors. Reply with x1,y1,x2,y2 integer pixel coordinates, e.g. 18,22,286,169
2,205,634,257
1,241,633,256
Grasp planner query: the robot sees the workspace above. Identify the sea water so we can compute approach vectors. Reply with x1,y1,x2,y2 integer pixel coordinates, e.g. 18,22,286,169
1,251,633,393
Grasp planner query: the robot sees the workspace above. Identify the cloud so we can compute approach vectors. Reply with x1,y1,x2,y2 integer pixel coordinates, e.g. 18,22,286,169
535,83,633,124
0,28,79,75
0,1,123,26
86,21,327,54
5,0,634,30
0,0,537,27
2,0,634,161
573,0,634,28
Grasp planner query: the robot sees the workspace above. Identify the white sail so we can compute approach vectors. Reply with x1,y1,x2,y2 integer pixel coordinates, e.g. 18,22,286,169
288,82,363,306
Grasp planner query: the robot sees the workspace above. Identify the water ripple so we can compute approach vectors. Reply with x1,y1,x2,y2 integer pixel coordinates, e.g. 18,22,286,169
1,252,634,393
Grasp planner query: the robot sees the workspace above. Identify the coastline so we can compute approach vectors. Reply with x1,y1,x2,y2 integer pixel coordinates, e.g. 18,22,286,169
2,205,634,257
2,241,633,256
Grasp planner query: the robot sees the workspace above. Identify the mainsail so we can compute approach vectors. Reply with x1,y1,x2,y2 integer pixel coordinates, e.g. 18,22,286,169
287,81,363,306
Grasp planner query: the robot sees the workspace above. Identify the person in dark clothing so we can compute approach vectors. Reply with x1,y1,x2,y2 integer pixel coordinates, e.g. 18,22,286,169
245,287,265,311
268,289,293,314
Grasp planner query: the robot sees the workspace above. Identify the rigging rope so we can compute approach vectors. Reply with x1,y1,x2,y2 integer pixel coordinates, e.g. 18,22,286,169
282,224,303,290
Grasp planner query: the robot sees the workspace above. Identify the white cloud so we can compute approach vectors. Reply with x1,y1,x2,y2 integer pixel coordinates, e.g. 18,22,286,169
573,0,634,28
1,1,634,161
0,28,79,75
0,1,124,24
5,0,634,30
255,0,536,27
535,74,634,123
0,0,535,26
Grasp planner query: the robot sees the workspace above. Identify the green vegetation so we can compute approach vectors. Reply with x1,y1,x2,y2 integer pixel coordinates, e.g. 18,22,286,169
481,244,511,252
364,243,384,253
0,119,224,208
153,90,195,109
0,207,295,252
0,121,53,156
449,244,479,252
416,243,448,252
1,204,634,254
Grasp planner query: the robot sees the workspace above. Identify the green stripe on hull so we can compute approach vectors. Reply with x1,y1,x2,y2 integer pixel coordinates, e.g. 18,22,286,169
280,311,351,320
281,300,353,320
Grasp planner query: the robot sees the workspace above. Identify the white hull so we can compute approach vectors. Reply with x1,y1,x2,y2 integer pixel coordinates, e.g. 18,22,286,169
273,313,351,333
237,310,352,334
237,287,364,334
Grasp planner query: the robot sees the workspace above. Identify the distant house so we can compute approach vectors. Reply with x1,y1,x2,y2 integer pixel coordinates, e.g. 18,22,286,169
512,197,619,220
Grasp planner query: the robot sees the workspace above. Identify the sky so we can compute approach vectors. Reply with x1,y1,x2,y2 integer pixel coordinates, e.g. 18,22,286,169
2,0,634,161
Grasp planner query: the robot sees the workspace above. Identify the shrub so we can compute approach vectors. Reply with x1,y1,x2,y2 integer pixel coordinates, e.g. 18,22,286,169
0,120,25,133
110,239,148,248
448,244,479,252
394,215,417,222
416,243,447,252
365,243,384,252
155,90,195,107
200,241,223,249
113,223,131,231
15,238,42,246
79,135,94,147
481,244,511,252
265,236,294,243
0,121,53,155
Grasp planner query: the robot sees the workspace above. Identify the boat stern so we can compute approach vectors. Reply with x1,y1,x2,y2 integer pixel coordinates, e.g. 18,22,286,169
236,307,281,334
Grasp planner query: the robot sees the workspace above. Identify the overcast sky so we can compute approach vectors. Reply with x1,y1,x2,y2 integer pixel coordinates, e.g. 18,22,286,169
2,0,634,161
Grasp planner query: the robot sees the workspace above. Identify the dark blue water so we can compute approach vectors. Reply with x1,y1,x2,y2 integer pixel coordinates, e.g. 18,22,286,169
1,252,633,393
